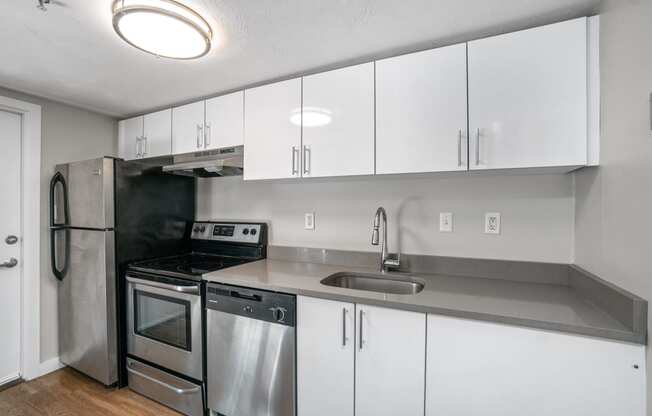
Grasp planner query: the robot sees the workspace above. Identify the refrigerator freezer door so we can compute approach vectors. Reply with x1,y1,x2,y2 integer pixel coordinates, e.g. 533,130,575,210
56,158,114,229
58,229,117,386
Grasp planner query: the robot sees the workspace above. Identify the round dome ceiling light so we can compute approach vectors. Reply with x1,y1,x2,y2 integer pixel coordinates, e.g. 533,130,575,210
112,0,213,60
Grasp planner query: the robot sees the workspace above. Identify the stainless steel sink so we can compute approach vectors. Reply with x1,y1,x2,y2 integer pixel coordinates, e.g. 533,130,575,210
320,272,424,295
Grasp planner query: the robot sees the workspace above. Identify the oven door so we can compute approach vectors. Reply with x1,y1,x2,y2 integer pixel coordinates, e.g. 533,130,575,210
126,273,202,381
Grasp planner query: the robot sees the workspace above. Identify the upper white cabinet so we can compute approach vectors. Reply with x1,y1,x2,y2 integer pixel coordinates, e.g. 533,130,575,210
355,304,426,416
376,43,468,174
302,63,375,177
204,91,244,150
297,296,355,416
142,109,172,158
172,100,205,155
468,17,588,170
244,78,302,180
426,315,646,416
118,115,143,161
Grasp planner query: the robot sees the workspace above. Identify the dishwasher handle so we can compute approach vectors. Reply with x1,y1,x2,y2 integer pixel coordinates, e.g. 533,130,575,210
230,290,262,302
206,282,296,326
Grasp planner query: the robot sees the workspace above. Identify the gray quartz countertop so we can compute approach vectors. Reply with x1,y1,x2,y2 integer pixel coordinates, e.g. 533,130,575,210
203,258,643,344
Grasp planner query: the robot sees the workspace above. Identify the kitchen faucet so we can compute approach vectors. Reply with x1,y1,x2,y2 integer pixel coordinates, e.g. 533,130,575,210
371,207,401,272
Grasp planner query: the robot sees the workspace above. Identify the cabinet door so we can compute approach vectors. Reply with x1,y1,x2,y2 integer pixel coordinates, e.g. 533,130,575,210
244,78,301,180
468,18,587,170
172,101,205,155
118,116,143,161
426,315,646,416
143,109,172,158
302,63,374,177
356,304,425,416
205,91,244,150
376,43,468,174
297,296,354,416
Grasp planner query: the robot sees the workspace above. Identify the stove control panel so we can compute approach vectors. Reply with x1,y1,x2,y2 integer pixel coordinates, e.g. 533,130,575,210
191,222,264,244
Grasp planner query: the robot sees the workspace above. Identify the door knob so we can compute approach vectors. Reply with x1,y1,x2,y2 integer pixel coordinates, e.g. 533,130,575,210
0,258,18,268
5,235,18,245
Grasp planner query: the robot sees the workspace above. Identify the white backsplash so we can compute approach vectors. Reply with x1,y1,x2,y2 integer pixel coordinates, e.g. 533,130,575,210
196,172,574,263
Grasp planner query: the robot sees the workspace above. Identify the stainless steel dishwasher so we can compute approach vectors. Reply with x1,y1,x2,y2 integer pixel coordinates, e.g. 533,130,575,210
206,282,296,416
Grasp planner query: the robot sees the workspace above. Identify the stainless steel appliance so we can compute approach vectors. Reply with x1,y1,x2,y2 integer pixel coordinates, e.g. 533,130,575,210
50,158,118,386
126,221,267,416
49,157,195,387
206,283,296,416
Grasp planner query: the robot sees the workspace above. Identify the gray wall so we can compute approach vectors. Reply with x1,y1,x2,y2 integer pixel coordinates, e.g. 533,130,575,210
197,172,575,263
0,87,117,363
573,0,652,409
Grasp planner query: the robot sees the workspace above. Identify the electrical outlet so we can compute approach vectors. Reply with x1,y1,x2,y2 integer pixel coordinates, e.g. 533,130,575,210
304,212,315,230
484,212,501,234
439,212,453,232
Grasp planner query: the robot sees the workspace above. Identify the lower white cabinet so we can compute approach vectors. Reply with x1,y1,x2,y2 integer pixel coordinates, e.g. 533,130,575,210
356,304,426,416
297,297,355,416
426,315,646,416
297,297,426,416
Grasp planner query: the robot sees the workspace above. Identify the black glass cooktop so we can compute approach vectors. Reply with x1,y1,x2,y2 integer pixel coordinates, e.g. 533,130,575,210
129,253,252,280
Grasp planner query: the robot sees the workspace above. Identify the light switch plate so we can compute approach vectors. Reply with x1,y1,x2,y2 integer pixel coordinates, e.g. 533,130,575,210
439,212,453,232
484,212,501,234
304,212,315,230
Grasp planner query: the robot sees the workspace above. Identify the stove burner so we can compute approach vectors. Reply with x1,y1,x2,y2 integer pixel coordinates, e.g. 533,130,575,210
176,260,224,275
130,253,249,279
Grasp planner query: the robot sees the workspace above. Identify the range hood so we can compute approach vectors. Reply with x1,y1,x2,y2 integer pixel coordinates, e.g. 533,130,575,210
162,146,243,178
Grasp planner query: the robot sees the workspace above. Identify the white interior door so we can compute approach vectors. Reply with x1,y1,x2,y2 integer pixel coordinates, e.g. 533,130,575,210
0,110,22,385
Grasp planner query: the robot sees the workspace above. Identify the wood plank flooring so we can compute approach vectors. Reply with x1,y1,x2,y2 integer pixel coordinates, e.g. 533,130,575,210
0,367,181,416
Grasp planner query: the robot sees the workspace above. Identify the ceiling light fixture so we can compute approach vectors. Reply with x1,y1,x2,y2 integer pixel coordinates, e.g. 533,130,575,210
112,0,213,59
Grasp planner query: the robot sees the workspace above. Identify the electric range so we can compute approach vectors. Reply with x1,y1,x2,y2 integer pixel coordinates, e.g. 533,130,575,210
125,221,267,416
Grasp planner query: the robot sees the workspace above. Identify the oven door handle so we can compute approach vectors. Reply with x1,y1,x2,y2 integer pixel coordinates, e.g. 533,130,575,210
127,365,201,395
126,276,200,295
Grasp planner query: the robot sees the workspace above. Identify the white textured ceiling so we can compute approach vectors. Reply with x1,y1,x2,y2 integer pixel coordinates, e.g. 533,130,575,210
0,0,599,117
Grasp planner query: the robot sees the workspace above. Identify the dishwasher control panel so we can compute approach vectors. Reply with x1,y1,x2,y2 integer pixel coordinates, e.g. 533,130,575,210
206,283,296,327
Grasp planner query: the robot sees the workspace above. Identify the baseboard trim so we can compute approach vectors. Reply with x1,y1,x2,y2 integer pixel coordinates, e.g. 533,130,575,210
26,357,65,381
0,372,21,386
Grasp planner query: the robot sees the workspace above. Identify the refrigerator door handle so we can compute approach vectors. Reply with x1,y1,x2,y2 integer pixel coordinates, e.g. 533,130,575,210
50,227,69,281
49,172,69,227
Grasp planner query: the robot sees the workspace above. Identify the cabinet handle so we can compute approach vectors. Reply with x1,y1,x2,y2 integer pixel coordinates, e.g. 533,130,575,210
135,137,141,158
475,128,481,165
342,307,347,347
291,146,299,175
303,145,311,175
142,136,147,157
204,123,211,148
358,309,364,351
196,124,203,149
458,129,463,167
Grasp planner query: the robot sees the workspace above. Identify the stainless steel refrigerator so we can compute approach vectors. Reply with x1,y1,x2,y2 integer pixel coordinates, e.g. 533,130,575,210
49,157,195,387
50,157,118,386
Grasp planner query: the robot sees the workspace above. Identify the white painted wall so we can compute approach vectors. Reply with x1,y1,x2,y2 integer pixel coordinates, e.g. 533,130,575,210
0,87,117,364
197,173,574,263
573,0,652,408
